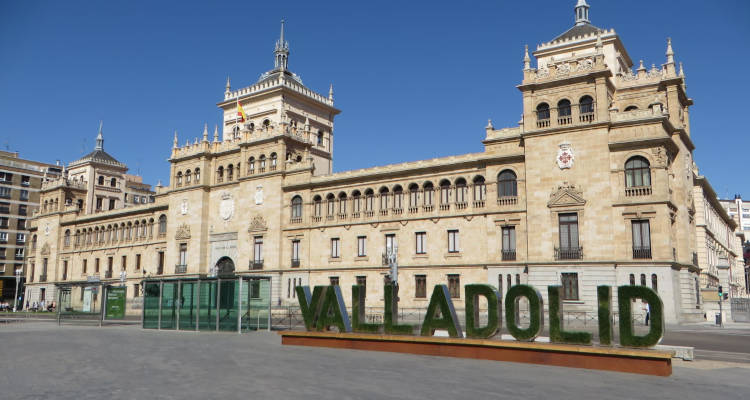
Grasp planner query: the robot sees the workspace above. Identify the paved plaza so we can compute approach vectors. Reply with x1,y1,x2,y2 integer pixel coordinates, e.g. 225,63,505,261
0,323,748,400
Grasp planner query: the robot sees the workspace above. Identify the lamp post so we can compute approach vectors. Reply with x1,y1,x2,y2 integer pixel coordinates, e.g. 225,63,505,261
119,270,127,287
13,268,22,312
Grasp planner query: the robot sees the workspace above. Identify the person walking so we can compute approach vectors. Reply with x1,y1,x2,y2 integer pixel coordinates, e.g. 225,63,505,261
644,302,650,326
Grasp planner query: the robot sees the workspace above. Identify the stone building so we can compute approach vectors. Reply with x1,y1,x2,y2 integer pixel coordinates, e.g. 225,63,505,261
0,151,61,304
25,1,744,323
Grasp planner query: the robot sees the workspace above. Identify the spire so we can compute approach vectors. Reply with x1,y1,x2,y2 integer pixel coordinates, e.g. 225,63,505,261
225,76,231,94
202,123,208,141
595,30,603,53
274,19,289,71
679,62,685,77
213,125,219,142
523,45,530,70
328,83,334,100
173,130,178,148
574,0,590,26
666,37,674,64
95,121,104,150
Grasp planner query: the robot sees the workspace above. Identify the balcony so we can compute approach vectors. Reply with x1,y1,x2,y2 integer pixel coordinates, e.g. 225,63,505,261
408,207,418,214
379,209,388,216
62,273,67,281
251,260,264,270
473,200,485,208
497,196,518,206
439,204,450,211
175,264,187,274
105,270,113,279
537,118,550,129
312,216,322,222
558,115,572,126
39,274,47,282
455,202,468,210
364,211,374,218
422,205,434,212
291,259,300,268
579,112,595,123
352,212,360,219
392,208,403,215
338,213,348,220
633,247,652,259
290,217,302,224
555,247,583,260
502,250,516,261
625,186,652,197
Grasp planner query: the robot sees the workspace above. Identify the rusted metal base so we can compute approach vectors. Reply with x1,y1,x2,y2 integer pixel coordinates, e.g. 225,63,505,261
280,331,672,376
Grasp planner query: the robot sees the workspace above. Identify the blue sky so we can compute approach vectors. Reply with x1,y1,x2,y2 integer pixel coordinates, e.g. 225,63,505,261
1,1,749,198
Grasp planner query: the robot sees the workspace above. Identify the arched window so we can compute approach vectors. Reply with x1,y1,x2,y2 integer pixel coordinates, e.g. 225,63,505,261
423,182,434,206
326,193,335,216
259,155,266,171
455,178,467,204
625,156,651,187
286,152,292,161
194,168,200,183
185,170,191,184
439,180,451,205
227,165,234,181
270,153,277,169
313,195,322,217
473,176,486,202
338,192,347,214
629,273,635,285
232,125,240,138
364,189,375,212
110,178,116,187
558,99,571,116
248,157,255,174
352,190,362,214
291,196,303,219
98,176,104,185
158,215,167,235
651,274,658,292
379,187,390,210
536,103,550,121
393,185,403,210
579,95,594,115
498,170,517,197
648,102,663,112
317,130,324,146
624,105,638,112
262,119,270,129
64,229,71,247
216,166,224,183
640,273,647,286
176,172,182,186
75,230,81,246
408,183,419,208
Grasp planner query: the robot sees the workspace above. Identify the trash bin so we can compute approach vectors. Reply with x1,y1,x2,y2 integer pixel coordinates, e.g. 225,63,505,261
715,313,721,325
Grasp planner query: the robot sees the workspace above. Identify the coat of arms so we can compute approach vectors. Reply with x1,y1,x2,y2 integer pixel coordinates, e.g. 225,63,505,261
220,192,234,221
557,142,574,169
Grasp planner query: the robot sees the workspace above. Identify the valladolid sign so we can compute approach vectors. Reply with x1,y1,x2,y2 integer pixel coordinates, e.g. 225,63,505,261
296,283,664,348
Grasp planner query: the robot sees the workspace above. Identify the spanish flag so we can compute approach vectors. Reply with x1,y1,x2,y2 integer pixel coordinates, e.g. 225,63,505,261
237,101,247,122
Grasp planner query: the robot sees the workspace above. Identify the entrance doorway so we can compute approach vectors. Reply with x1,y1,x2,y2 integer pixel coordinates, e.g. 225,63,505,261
216,257,235,276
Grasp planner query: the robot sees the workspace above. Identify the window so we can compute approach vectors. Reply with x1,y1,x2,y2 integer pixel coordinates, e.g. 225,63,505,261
557,213,580,259
632,220,651,259
0,202,8,214
439,180,450,205
408,184,419,208
136,254,141,270
16,233,25,243
497,170,517,197
629,273,635,285
498,274,505,298
423,182,434,206
516,274,520,285
624,105,638,112
536,103,550,120
326,194,335,216
393,186,403,210
253,237,263,263
134,284,140,297
651,274,658,292
379,187,389,210
83,259,87,274
95,258,100,273
64,230,71,247
185,170,191,184
291,196,303,219
415,232,426,255
227,165,233,181
357,236,366,257
317,131,323,146
98,176,105,185
448,230,459,253
0,172,11,183
179,243,187,266
625,156,651,187
291,240,300,266
502,226,516,260
579,95,594,114
18,205,26,216
21,175,30,186
250,280,261,299
62,260,68,280
0,187,10,199
194,168,200,183
356,276,366,293
0,232,7,243
15,248,24,259
0,217,7,228
217,166,224,182
110,177,116,187
558,99,571,119
561,272,579,300
96,197,103,210
329,276,339,286
352,191,361,214
248,158,255,174
313,196,322,217
385,234,396,254
455,178,467,204
108,199,115,210
640,273,647,286
158,251,164,275
473,176,486,202
16,218,24,230
448,274,460,298
338,193,347,214
415,275,427,298
158,215,167,235
330,238,340,258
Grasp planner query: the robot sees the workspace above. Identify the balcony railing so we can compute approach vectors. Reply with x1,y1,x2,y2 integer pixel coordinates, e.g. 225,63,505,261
502,250,516,261
175,264,187,274
291,259,300,268
625,186,652,197
497,196,518,206
633,247,652,259
290,217,302,224
422,205,434,212
555,247,583,260
455,202,468,210
312,216,322,222
473,200,485,208
439,204,450,211
537,118,550,128
105,270,113,279
558,115,572,125
408,207,419,214
39,274,47,282
251,260,264,270
579,112,595,123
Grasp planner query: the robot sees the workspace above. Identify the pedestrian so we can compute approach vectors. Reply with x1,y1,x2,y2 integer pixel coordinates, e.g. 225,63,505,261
644,302,650,326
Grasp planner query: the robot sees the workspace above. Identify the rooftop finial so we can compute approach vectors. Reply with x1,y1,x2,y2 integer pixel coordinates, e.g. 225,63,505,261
328,83,334,100
595,30,603,52
225,76,231,93
173,130,178,148
274,19,289,71
213,125,219,142
95,121,104,150
202,123,208,141
679,61,685,77
523,45,531,70
666,37,674,64
574,0,590,26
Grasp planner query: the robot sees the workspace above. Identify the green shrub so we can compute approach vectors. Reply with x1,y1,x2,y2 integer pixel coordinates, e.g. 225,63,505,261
597,286,613,346
296,286,326,331
548,286,592,345
420,285,463,338
315,285,351,332
351,285,381,333
505,284,543,342
617,285,663,347
384,283,414,335
464,284,500,339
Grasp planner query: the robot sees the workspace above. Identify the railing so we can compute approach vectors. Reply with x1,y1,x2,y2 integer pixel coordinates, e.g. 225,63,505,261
175,264,187,274
379,209,388,216
364,211,374,217
259,167,266,173
455,202,468,210
326,215,334,221
633,247,652,259
39,275,47,282
392,208,403,215
473,200,485,208
555,247,583,260
290,217,302,224
537,118,550,128
439,204,450,211
352,212,360,219
579,112,595,123
408,207,419,214
497,196,518,206
502,250,516,261
291,259,300,268
338,213,348,219
312,216,322,222
251,260,264,270
270,165,276,171
558,115,572,125
422,205,434,212
625,186,652,197
105,270,113,279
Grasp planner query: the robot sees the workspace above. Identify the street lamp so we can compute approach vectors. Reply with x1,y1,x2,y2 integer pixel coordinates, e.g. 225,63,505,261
119,270,127,286
13,268,22,312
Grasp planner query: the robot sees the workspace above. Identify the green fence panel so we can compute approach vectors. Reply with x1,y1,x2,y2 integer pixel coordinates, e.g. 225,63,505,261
244,279,270,330
160,283,177,330
179,281,198,330
218,280,238,332
143,283,160,329
199,280,217,331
